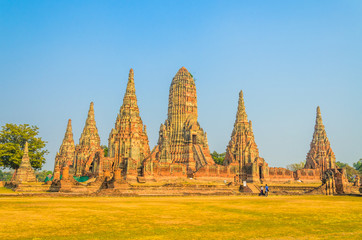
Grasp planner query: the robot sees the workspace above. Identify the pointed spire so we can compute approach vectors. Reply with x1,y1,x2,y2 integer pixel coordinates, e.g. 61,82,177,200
66,119,72,134
23,142,28,156
224,90,261,167
58,119,75,156
305,106,336,171
61,119,75,146
316,106,323,124
314,106,325,133
13,141,36,182
129,68,134,81
88,102,95,121
236,90,248,123
79,102,100,147
108,68,150,167
20,141,30,165
125,68,136,96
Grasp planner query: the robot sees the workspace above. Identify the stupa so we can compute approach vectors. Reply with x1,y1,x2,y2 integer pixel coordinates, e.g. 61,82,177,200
223,91,268,183
12,142,37,183
305,106,336,172
54,119,75,171
74,102,103,176
144,67,214,178
108,69,150,180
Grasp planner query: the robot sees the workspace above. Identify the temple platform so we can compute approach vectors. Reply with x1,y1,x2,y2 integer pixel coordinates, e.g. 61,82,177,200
4,181,51,192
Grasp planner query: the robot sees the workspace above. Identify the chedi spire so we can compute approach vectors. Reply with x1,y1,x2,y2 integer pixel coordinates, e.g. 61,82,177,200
236,90,248,123
108,68,150,180
74,102,102,176
224,91,261,166
79,102,100,147
12,142,36,183
305,106,336,172
23,141,29,157
54,119,75,168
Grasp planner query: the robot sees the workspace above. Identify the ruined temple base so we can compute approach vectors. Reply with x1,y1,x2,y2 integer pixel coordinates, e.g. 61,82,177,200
4,181,50,192
50,177,105,194
2,181,361,197
103,179,130,190
98,182,241,196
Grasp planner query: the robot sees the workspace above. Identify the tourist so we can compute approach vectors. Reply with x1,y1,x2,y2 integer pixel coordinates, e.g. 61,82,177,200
259,186,264,196
265,184,269,197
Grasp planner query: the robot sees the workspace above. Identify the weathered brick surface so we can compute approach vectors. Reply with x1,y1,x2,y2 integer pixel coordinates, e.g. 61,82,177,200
223,91,269,183
108,69,150,180
74,102,103,176
12,142,36,183
143,67,214,179
54,119,75,170
305,107,336,172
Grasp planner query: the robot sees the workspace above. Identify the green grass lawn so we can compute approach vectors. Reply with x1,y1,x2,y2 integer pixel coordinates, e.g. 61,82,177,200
0,195,361,240
0,187,15,193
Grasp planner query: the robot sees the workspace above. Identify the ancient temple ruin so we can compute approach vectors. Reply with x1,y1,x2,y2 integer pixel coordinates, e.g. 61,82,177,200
143,67,214,179
223,90,269,183
305,106,336,172
108,69,150,180
47,67,359,195
55,119,75,171
12,142,36,183
74,102,104,176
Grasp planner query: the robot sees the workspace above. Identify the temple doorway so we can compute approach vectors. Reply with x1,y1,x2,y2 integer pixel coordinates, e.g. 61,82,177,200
89,160,95,173
259,166,263,180
122,159,128,180
192,135,196,144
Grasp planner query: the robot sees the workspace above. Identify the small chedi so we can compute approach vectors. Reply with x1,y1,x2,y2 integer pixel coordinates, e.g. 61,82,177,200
54,119,75,170
48,67,357,195
12,142,36,183
74,102,104,177
305,106,336,172
223,90,269,183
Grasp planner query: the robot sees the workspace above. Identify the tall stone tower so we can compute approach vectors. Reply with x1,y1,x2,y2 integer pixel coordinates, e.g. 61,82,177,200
108,69,150,179
54,119,75,169
74,102,103,176
305,106,336,172
13,142,36,183
150,67,214,172
224,91,261,166
223,91,268,182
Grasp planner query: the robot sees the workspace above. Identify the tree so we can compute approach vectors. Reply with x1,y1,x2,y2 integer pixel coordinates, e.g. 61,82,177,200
36,170,53,182
286,161,306,171
0,170,14,181
336,161,359,182
101,145,108,157
353,159,362,174
211,151,225,165
0,124,48,170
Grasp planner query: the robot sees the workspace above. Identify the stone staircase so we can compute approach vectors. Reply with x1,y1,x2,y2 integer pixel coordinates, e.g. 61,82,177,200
193,145,208,169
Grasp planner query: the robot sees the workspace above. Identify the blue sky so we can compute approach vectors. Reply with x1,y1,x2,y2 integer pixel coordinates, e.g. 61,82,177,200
0,1,361,170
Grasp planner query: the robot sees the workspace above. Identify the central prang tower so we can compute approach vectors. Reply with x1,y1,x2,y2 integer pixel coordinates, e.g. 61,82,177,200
146,67,214,174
